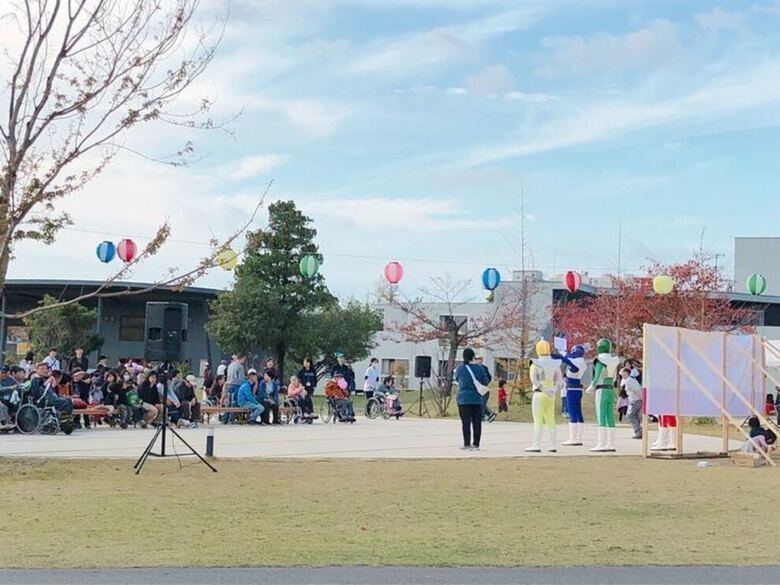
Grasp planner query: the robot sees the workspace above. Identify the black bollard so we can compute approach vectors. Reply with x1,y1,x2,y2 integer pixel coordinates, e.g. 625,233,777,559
206,427,214,457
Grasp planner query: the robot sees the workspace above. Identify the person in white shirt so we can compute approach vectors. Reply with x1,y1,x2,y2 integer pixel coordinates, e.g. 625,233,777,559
363,357,380,400
43,348,61,372
620,367,643,439
216,360,228,377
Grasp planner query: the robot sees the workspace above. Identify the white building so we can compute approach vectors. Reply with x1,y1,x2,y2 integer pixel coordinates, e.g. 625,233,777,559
353,271,572,389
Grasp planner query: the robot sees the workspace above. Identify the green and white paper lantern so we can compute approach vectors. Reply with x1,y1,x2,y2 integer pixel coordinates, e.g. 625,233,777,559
746,273,767,296
299,254,320,278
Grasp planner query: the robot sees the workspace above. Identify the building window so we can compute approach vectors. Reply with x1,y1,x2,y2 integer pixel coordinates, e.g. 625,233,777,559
119,316,145,342
494,357,519,381
438,315,468,331
381,358,410,389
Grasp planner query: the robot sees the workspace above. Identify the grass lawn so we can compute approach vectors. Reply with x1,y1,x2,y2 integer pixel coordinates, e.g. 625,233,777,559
0,456,774,568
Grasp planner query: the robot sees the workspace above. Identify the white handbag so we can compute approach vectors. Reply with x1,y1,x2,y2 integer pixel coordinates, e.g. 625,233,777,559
466,364,490,396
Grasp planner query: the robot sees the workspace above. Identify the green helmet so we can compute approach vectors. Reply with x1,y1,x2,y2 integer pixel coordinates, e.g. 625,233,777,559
596,338,612,354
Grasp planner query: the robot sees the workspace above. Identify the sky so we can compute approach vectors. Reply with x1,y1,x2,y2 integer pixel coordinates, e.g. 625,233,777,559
7,0,780,300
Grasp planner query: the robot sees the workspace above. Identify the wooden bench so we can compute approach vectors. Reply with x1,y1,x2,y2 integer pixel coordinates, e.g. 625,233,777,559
73,407,110,417
201,406,252,424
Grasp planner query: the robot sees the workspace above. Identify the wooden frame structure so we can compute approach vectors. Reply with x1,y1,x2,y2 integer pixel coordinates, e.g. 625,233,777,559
642,324,776,466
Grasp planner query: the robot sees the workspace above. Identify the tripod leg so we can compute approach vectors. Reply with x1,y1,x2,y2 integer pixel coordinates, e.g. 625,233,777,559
133,425,163,471
167,426,218,473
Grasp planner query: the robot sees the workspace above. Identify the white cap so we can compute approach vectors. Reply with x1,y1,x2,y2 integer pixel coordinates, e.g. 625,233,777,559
186,374,196,384
247,368,258,375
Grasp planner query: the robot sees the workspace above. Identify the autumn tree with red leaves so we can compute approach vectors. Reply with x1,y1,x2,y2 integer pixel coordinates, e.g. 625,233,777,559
380,274,524,415
553,259,754,360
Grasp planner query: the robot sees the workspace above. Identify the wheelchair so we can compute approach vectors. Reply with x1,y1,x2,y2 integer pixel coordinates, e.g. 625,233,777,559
365,392,404,421
16,402,73,435
320,396,355,424
282,397,315,425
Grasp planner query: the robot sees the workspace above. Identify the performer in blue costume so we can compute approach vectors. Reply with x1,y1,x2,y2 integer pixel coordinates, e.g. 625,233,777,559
557,345,586,446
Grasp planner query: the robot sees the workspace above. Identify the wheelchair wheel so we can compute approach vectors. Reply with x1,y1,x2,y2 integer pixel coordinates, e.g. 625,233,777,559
365,397,381,420
16,404,40,434
320,399,333,424
379,404,392,420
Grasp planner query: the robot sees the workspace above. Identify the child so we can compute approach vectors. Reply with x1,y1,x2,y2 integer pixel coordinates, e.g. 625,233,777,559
617,388,629,422
497,379,508,414
742,416,773,454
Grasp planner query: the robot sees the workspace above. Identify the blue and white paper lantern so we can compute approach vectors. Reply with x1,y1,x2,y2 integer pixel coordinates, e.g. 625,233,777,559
482,267,501,291
96,240,116,263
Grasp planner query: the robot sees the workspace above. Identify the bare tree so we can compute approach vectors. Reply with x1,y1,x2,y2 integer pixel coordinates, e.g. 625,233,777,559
0,0,246,317
380,274,524,416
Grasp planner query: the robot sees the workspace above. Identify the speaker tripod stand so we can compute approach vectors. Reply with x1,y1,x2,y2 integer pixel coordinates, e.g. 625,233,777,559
407,377,431,418
133,386,217,474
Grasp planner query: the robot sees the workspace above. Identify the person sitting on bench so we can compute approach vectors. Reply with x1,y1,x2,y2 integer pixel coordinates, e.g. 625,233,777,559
237,369,265,424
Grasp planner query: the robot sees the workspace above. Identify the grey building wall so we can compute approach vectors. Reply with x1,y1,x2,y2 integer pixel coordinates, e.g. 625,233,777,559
735,237,780,295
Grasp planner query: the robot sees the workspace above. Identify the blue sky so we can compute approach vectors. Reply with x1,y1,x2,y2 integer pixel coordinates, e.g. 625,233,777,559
10,0,780,299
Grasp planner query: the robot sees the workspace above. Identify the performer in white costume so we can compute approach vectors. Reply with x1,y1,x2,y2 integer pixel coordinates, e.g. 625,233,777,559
525,340,563,453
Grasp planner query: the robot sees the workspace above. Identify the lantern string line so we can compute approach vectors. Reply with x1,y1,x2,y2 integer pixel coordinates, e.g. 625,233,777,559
67,226,644,274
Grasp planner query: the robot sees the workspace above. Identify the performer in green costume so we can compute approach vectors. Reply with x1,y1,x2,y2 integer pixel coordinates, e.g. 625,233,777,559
586,338,620,452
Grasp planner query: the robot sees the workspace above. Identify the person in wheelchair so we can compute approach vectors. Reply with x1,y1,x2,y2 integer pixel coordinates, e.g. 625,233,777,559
29,365,73,418
325,372,355,422
286,375,315,421
378,376,404,419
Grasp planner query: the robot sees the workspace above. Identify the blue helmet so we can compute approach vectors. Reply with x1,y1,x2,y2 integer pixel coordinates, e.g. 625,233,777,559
569,345,585,359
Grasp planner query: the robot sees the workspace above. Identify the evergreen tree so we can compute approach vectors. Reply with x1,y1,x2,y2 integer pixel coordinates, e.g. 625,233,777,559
208,201,334,379
24,295,103,360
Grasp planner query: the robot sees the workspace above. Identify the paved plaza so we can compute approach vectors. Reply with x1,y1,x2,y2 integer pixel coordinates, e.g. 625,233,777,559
0,417,738,460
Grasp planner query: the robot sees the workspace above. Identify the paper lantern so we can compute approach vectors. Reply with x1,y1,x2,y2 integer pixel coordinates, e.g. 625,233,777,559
652,274,674,295
217,248,238,271
116,238,137,263
299,255,320,278
96,241,115,263
384,261,404,285
563,270,581,293
746,273,767,296
482,267,501,291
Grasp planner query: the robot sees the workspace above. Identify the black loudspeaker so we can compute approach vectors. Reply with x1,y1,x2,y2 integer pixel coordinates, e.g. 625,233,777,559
144,302,188,362
415,356,432,379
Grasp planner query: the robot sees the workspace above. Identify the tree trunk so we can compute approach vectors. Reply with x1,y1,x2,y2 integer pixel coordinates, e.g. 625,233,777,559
276,343,287,386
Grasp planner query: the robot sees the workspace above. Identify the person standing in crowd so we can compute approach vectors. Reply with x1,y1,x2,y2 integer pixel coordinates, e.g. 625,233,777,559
298,357,318,398
225,354,246,407
68,347,88,373
497,379,508,415
202,362,213,390
331,353,355,394
363,357,380,400
454,348,490,451
19,351,35,376
43,348,60,372
264,358,278,382
621,367,643,439
216,359,228,378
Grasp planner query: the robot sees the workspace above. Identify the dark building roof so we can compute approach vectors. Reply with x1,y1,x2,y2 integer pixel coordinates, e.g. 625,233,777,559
3,279,222,297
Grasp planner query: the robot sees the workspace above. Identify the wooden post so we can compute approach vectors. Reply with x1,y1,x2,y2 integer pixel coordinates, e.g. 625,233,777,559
750,335,757,418
721,339,779,433
675,329,683,454
642,324,649,458
721,332,728,454
648,329,775,466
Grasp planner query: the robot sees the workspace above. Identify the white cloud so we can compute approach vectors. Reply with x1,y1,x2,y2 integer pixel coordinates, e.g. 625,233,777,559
303,197,509,232
445,86,468,95
504,90,558,103
452,57,780,168
539,20,683,76
695,8,748,33
222,154,288,180
465,64,515,96
346,7,544,78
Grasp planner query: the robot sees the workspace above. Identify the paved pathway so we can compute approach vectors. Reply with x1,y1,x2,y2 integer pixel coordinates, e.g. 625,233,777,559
0,566,777,584
0,417,736,459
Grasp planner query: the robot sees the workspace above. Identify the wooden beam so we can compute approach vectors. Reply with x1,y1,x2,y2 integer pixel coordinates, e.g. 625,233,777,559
675,328,683,454
721,332,728,454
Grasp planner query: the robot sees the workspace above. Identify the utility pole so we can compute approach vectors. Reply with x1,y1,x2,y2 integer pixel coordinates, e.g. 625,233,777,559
616,222,622,354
